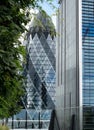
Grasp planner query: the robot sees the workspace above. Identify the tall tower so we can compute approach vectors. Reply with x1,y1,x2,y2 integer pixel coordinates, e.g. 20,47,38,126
25,10,56,128
55,0,94,130
6,10,56,130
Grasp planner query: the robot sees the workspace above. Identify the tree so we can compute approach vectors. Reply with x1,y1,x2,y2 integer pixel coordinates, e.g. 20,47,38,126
0,0,53,118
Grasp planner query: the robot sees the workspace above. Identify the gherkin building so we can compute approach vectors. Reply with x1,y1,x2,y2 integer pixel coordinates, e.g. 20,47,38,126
7,10,56,129
26,10,56,110
25,10,56,128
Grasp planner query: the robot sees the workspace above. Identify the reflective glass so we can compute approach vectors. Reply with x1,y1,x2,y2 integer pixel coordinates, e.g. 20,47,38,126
82,0,94,129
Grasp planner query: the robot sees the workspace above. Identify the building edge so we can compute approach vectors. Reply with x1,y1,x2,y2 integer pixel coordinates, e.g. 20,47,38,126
78,0,83,130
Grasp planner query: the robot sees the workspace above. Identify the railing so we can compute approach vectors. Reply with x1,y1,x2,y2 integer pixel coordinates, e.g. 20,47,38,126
3,120,50,129
1,109,52,129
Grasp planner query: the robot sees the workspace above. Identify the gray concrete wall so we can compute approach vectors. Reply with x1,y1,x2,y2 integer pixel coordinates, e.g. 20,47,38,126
55,0,82,130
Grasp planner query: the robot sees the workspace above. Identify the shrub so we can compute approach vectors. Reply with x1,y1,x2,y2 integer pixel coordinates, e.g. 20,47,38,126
0,125,9,130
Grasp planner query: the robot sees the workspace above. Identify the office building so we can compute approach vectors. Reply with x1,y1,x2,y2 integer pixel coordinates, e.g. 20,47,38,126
26,10,56,110
24,10,56,129
54,0,94,130
7,10,56,129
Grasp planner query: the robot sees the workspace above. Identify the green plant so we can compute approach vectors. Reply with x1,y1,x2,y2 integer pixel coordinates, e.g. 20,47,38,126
0,125,9,130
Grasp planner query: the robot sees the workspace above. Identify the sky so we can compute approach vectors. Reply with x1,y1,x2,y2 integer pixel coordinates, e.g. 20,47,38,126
39,0,58,15
39,0,59,28
21,0,59,43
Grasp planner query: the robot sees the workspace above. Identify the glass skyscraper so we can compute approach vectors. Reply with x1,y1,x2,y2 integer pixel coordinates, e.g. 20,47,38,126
82,1,94,129
7,10,56,129
26,10,56,110
24,10,56,129
54,0,94,130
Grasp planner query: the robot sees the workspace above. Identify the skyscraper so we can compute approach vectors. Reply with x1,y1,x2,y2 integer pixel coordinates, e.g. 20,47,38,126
55,0,94,130
25,10,56,128
7,10,56,129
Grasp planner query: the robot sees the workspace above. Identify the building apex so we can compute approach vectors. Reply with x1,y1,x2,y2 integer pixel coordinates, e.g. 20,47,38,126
28,10,56,39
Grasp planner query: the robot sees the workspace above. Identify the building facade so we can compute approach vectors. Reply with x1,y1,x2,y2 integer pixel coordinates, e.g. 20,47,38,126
55,0,94,130
7,11,56,129
26,10,56,109
24,10,56,129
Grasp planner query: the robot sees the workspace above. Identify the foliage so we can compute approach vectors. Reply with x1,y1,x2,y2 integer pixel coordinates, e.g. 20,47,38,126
0,0,54,118
28,9,56,40
0,125,9,130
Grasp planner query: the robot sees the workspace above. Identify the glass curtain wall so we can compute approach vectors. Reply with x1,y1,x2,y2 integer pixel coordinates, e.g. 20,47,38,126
7,11,56,129
82,0,94,129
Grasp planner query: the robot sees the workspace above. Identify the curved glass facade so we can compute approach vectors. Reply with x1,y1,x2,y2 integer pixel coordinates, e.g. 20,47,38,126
82,0,94,129
26,33,56,109
7,11,56,129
